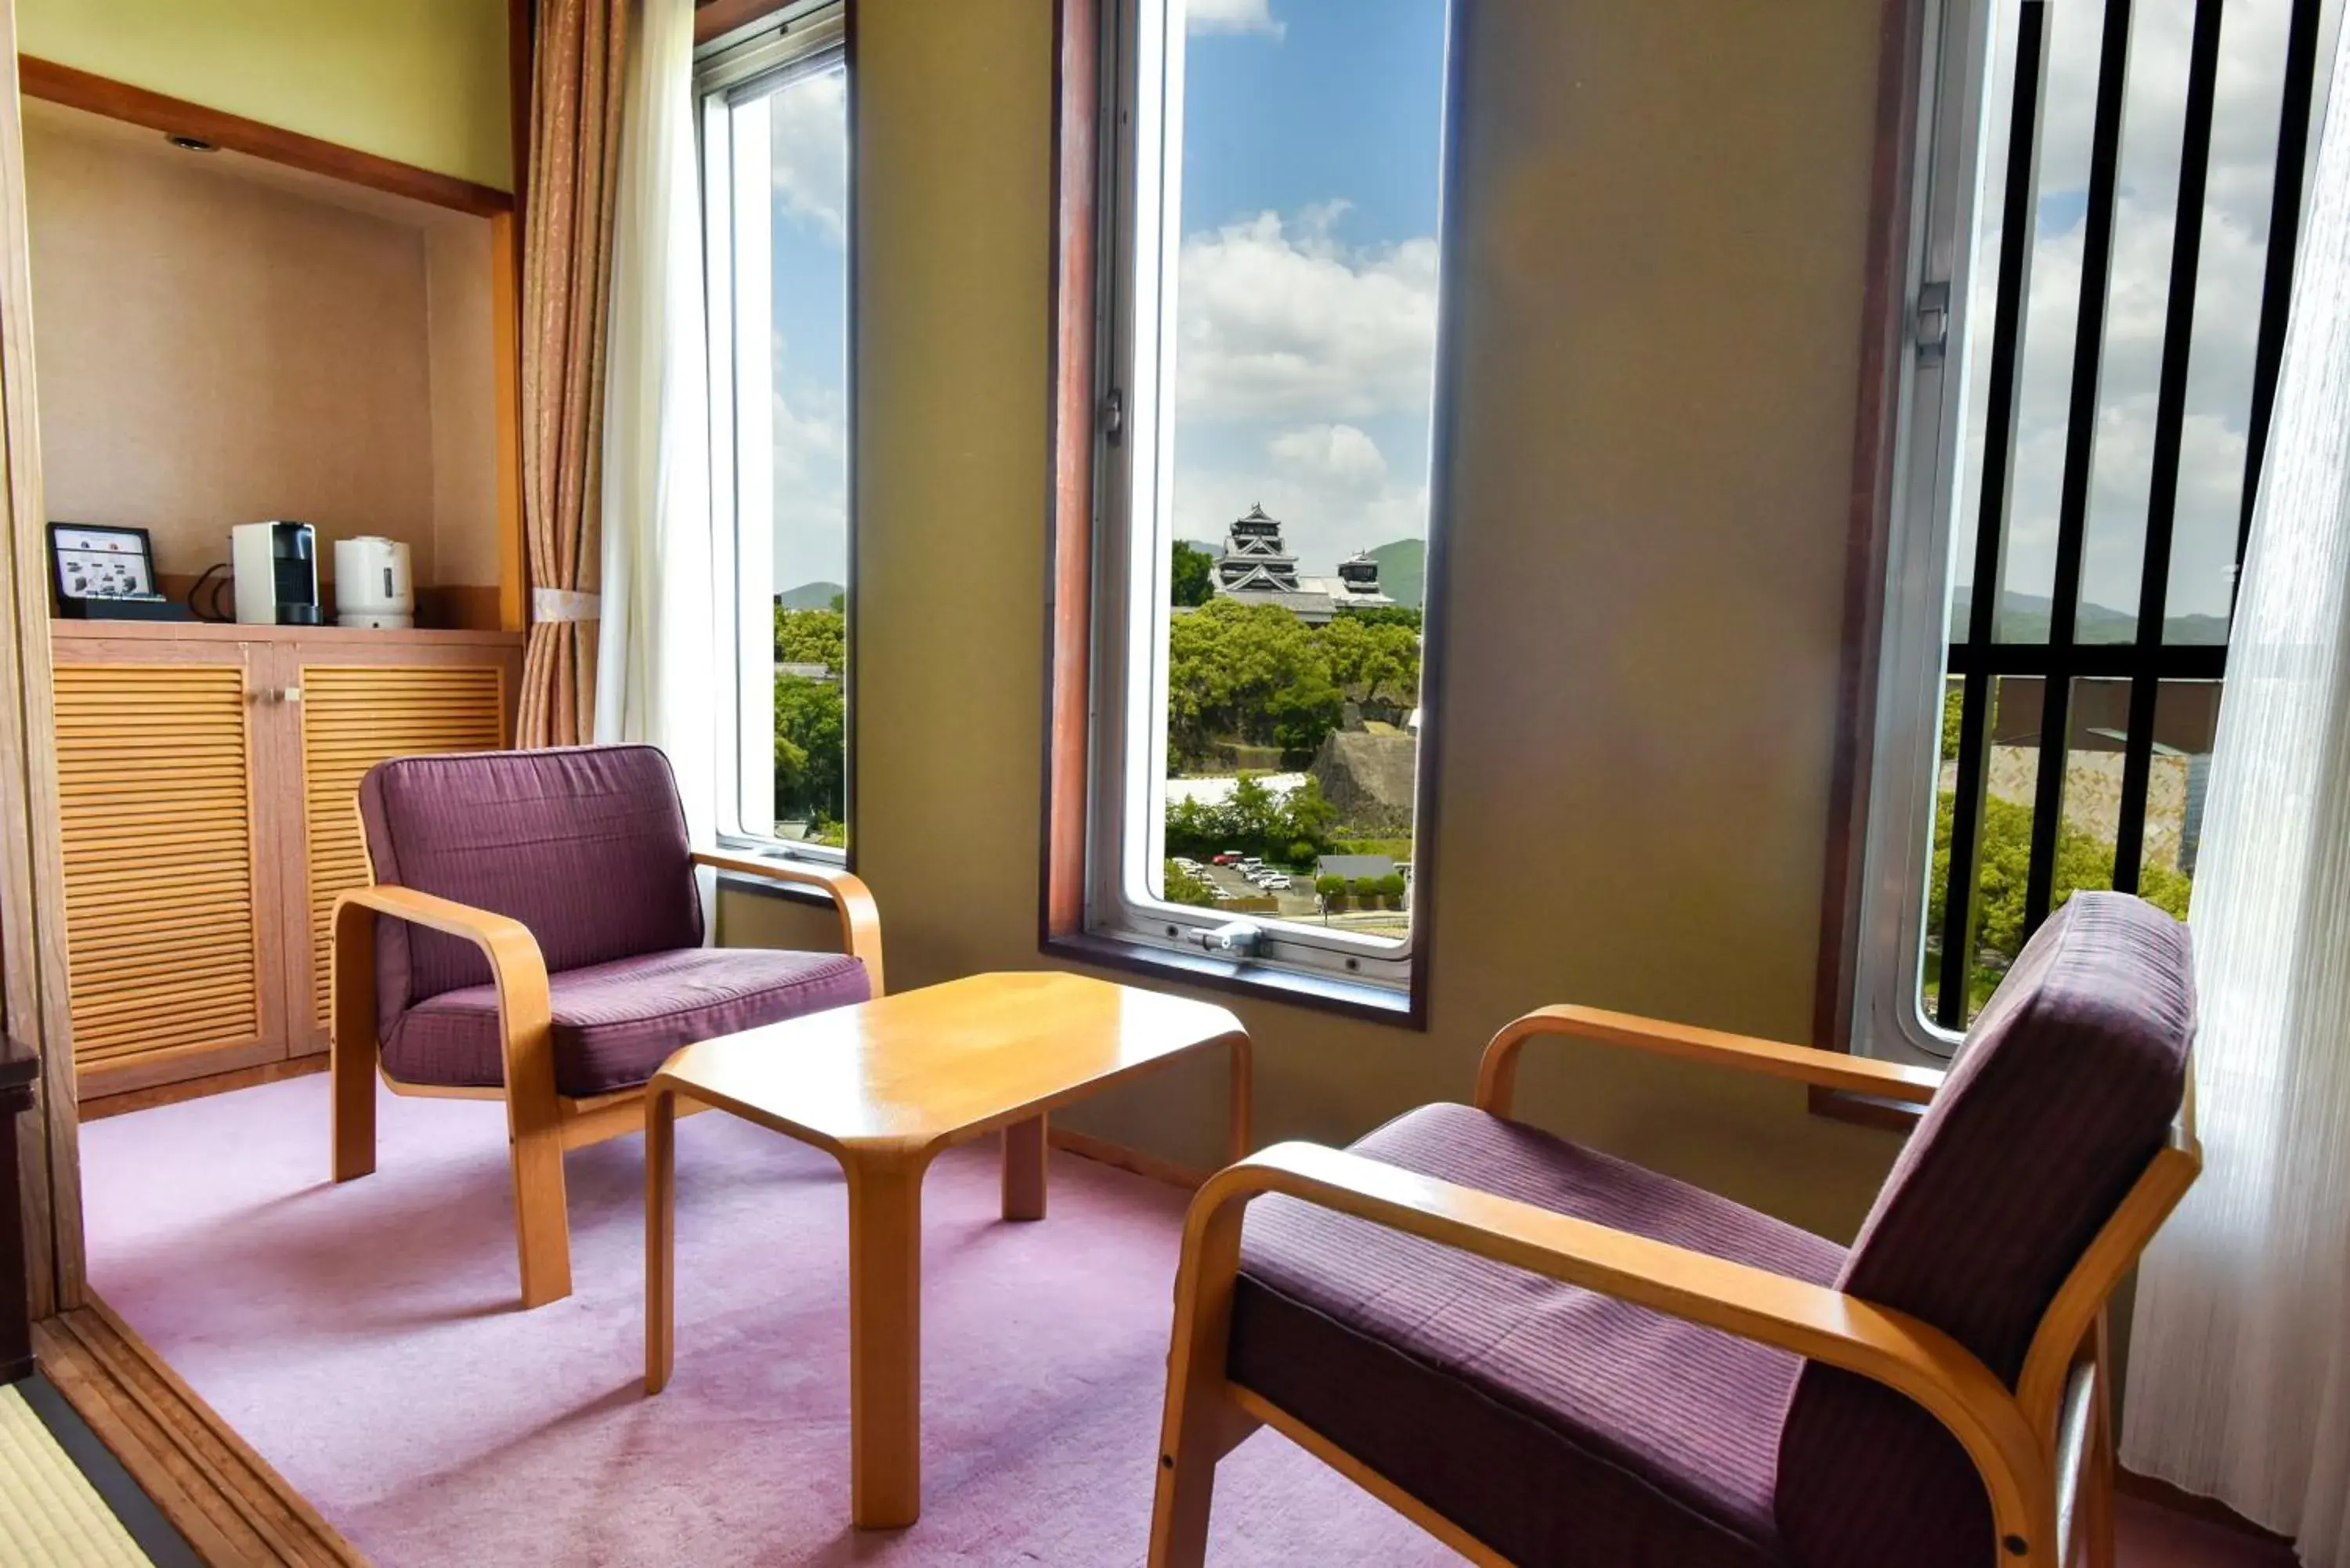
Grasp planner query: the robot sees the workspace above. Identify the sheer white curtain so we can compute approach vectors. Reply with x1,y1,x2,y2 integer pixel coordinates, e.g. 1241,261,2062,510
2122,26,2350,1566
595,0,719,859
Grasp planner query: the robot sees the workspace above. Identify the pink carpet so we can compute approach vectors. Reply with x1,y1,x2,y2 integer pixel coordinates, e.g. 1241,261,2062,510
80,1078,2294,1567
81,1075,1462,1566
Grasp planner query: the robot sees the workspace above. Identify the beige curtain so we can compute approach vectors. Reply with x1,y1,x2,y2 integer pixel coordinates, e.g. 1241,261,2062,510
517,0,629,746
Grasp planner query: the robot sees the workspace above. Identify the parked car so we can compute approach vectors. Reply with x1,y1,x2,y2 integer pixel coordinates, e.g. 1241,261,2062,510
1212,851,1242,865
1259,875,1292,891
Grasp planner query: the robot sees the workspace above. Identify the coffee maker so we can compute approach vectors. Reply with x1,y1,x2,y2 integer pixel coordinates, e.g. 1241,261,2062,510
231,521,324,626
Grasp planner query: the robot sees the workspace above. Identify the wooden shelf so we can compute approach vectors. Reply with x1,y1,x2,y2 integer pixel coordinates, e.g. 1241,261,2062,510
50,620,522,650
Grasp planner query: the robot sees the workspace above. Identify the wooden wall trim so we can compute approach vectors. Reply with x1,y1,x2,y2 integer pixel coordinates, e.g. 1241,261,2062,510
0,3,83,1317
492,212,529,634
1039,0,1101,945
16,56,515,218
1812,0,1932,1057
695,0,794,46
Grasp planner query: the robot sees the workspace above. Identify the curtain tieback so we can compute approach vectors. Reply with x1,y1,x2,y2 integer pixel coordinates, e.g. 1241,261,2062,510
533,588,601,623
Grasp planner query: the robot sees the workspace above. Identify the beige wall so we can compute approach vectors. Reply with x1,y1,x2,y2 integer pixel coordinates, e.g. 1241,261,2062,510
428,218,503,590
24,106,502,596
16,0,513,190
725,0,1910,1244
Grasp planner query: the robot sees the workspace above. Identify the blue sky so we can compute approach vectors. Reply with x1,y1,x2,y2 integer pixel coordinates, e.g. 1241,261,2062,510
761,64,851,593
750,1,1451,594
1166,0,1449,577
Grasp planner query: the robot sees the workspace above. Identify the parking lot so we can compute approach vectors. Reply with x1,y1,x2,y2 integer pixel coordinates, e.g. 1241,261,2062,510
1175,856,1410,936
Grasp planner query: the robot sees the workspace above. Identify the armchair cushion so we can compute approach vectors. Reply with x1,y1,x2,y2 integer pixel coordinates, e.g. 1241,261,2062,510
1775,892,2194,1568
359,746,704,1032
1229,1101,1842,1568
381,947,871,1097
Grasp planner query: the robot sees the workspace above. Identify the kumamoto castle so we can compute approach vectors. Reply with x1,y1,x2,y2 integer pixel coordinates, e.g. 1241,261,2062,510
1206,504,1396,624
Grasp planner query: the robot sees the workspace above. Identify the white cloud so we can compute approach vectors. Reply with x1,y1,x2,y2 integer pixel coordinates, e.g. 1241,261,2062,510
1185,0,1285,38
770,354,848,586
769,68,848,240
1953,0,2301,620
1266,423,1390,489
1174,207,1439,422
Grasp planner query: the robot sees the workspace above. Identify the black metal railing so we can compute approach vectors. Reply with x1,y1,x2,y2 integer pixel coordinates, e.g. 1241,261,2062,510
1932,0,2324,1027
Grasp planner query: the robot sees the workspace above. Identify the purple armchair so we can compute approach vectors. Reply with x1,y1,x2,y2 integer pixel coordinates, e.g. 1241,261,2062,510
1150,892,2200,1568
329,745,882,1307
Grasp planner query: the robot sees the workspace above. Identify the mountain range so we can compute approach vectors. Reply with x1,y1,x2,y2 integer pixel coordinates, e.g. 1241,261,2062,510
1948,587,2226,646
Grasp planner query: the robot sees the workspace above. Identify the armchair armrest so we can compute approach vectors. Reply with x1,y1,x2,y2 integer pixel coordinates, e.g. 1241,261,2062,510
693,849,886,997
1476,1003,1943,1118
1189,1142,2052,1563
332,884,553,1055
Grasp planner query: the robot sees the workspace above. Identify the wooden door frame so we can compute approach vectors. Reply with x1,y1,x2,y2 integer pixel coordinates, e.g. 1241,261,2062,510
0,0,85,1316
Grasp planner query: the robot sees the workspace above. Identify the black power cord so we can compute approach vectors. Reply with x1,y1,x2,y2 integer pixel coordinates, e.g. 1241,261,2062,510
186,562,234,623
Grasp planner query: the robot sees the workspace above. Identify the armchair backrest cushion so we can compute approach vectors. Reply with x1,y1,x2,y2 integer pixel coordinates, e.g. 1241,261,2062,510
1774,891,2193,1568
358,746,703,1028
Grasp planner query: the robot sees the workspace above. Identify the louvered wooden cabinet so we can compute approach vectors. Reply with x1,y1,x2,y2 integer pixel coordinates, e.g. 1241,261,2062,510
51,623,522,1100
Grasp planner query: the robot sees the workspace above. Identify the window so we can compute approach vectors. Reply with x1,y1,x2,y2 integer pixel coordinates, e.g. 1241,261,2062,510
1082,0,1455,1002
1853,0,2327,1059
697,3,851,859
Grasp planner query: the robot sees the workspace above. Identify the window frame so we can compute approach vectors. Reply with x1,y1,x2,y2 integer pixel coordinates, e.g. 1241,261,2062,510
1843,0,2325,1067
1846,0,2000,1070
693,0,855,873
1043,0,1467,1023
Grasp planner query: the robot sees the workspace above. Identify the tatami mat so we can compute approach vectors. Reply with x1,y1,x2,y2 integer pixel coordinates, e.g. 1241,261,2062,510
0,1382,152,1568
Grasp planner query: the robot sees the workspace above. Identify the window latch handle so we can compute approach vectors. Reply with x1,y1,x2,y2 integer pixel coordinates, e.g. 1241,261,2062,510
1915,280,1951,364
1195,919,1261,959
1101,387,1125,445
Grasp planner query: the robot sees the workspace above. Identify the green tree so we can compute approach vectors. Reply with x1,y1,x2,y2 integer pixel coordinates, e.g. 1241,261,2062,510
1929,788,2195,1011
1164,860,1219,908
1162,776,1344,865
1332,605,1423,632
1316,615,1420,707
776,605,846,672
1314,873,1347,922
1166,598,1343,765
1225,774,1282,847
774,673,845,826
1940,685,1965,759
1376,872,1406,899
1171,541,1216,608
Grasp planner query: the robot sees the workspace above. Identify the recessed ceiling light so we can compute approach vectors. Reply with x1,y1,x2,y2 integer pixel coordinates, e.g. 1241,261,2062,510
164,135,218,153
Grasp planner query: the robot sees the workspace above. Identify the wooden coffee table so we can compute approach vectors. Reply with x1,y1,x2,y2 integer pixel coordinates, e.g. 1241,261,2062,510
642,970,1250,1529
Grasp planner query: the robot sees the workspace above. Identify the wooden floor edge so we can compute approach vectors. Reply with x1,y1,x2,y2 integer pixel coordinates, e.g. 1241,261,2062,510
1048,1125,1213,1190
2115,1465,2296,1547
34,1298,369,1566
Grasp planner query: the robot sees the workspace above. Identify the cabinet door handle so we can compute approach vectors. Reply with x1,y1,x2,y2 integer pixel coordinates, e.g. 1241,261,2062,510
251,686,305,704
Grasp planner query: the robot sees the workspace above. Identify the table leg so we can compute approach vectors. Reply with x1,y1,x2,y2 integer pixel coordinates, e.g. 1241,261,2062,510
1001,1115,1047,1221
847,1153,926,1528
644,1085,678,1396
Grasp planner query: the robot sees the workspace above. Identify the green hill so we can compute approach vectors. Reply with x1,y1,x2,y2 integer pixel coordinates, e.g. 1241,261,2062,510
778,580,846,612
1365,538,1425,609
1949,587,2228,646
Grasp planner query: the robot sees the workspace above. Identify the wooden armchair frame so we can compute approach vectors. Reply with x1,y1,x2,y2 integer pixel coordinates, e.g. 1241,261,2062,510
1149,1006,2201,1568
330,848,884,1309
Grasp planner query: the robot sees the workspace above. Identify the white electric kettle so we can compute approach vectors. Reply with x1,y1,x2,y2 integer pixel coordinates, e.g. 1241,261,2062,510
334,536,414,629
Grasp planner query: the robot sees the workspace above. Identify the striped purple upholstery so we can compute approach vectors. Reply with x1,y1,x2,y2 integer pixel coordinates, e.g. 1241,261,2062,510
356,745,869,1097
360,746,703,1033
1230,1103,1843,1567
1774,893,2194,1568
381,946,871,1097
